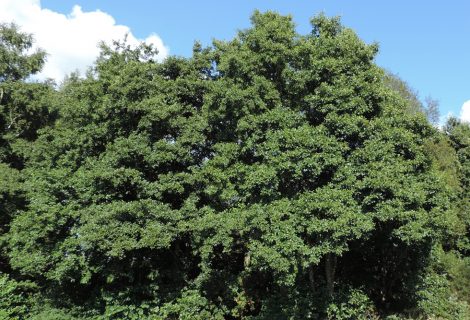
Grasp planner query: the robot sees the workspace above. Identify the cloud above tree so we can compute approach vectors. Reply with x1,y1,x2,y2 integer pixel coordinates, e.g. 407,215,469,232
0,0,169,81
460,100,470,123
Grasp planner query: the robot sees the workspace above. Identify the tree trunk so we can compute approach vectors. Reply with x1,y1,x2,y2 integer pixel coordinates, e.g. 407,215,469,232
308,265,315,290
325,253,337,297
244,252,251,267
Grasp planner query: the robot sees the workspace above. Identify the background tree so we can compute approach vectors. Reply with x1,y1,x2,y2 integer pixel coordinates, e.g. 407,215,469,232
384,67,469,318
383,71,423,116
383,71,440,126
424,96,440,126
422,118,470,314
0,23,58,319
0,22,56,264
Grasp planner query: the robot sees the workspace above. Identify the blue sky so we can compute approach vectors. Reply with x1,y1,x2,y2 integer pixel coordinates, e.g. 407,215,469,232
3,1,470,121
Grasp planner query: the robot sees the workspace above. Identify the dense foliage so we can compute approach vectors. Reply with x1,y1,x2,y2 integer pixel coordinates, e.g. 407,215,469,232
0,13,469,319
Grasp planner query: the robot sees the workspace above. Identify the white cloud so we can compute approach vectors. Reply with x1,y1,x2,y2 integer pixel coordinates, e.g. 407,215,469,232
460,100,470,123
0,0,169,81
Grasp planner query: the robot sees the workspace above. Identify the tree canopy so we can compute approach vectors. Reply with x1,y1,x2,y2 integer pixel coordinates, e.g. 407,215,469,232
1,12,469,320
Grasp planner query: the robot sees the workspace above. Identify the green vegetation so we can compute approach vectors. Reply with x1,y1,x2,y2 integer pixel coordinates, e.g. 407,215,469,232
0,12,469,319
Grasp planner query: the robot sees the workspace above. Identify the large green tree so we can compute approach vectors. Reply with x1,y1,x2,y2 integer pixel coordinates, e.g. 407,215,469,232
3,12,467,319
